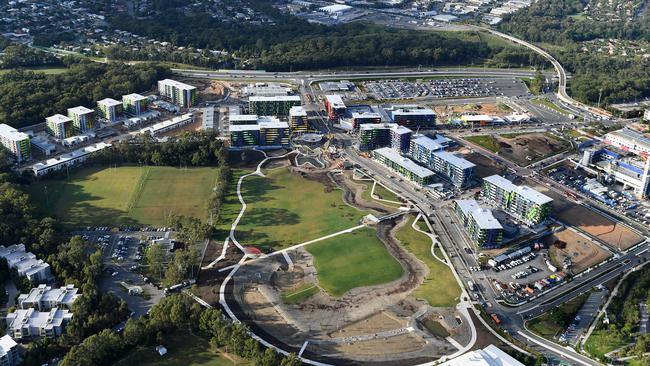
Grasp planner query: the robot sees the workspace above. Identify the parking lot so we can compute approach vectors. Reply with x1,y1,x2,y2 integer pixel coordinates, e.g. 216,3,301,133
79,227,170,318
362,78,527,100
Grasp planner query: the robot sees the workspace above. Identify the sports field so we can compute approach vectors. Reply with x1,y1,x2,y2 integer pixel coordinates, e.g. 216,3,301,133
306,228,403,297
29,166,219,227
219,168,367,250
395,217,460,307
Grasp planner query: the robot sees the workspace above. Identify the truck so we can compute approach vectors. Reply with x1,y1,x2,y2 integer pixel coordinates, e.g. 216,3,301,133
490,313,501,325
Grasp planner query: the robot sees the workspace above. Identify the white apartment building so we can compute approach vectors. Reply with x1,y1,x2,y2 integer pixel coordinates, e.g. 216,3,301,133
0,124,30,162
158,79,196,108
18,284,79,311
5,308,73,339
0,245,52,283
0,335,21,366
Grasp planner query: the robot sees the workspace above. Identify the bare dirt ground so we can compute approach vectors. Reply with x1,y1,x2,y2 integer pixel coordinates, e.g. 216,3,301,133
432,103,511,120
494,133,569,166
460,150,507,179
544,229,612,274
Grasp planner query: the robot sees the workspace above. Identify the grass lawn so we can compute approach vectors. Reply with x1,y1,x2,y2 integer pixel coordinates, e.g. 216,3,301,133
531,98,570,115
464,135,500,153
395,216,460,307
373,183,402,203
585,328,629,360
225,167,367,250
527,293,589,340
29,166,218,227
306,228,403,297
423,318,450,337
115,332,251,366
354,178,401,209
281,283,320,304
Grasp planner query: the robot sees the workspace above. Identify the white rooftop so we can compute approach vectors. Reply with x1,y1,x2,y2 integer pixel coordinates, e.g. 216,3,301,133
30,142,112,172
433,150,476,169
0,335,16,357
352,112,381,119
230,114,259,123
159,79,196,90
472,208,503,230
440,345,524,366
325,95,346,109
461,114,493,121
230,124,261,132
412,136,444,152
67,106,94,115
46,114,72,124
359,123,412,135
484,175,552,205
320,4,353,13
391,107,435,116
290,106,307,116
123,93,147,101
249,95,301,102
97,98,122,107
0,123,29,142
374,147,435,178
258,120,289,129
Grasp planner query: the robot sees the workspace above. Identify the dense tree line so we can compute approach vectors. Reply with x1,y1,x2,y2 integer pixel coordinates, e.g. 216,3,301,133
100,43,235,69
61,294,301,366
0,62,169,129
0,43,62,69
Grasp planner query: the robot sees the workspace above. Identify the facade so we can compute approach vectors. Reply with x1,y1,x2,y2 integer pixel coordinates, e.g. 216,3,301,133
67,106,95,132
97,98,123,122
158,79,197,108
409,135,444,167
324,95,346,122
289,106,309,132
454,200,503,248
0,124,30,162
45,114,74,139
0,335,20,366
138,113,194,136
248,96,300,116
259,120,290,147
0,245,52,283
18,284,79,311
409,135,474,188
603,128,650,157
386,105,436,128
6,308,72,339
480,175,553,226
230,125,260,147
350,112,382,130
29,142,112,177
229,115,289,148
358,123,412,152
122,93,148,116
645,109,650,121
372,147,435,186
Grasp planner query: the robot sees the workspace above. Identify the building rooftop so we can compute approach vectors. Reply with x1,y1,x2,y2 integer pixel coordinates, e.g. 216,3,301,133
229,114,259,123
461,114,493,122
374,147,435,178
606,128,650,151
0,123,29,142
30,142,112,172
249,95,301,102
432,150,476,169
123,93,147,101
67,106,94,115
18,284,79,309
320,4,353,13
456,199,481,215
289,106,307,116
46,114,72,124
325,95,346,109
159,79,196,91
412,136,444,152
359,123,412,135
97,98,122,107
390,106,435,116
352,112,381,119
230,124,261,132
0,335,16,357
484,175,552,205
472,208,503,230
258,120,289,129
6,308,72,332
440,344,524,366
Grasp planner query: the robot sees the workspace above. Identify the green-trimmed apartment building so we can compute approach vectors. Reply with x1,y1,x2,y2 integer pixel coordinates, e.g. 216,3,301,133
249,96,300,116
0,124,30,162
158,79,197,108
454,199,503,248
122,93,149,116
480,175,552,226
97,98,123,122
67,106,95,132
372,147,434,186
46,114,74,139
289,106,309,132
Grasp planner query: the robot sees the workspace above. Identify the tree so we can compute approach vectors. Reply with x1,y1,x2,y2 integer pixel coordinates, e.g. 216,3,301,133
145,243,167,281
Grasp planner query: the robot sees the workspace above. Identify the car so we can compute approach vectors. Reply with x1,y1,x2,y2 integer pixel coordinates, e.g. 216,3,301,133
111,271,118,277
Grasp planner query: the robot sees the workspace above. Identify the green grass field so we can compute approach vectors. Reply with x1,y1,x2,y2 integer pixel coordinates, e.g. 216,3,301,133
29,166,218,227
281,283,320,304
584,328,630,360
395,217,460,307
527,293,588,340
464,135,500,153
373,183,402,203
306,228,403,297
218,167,367,250
115,332,251,366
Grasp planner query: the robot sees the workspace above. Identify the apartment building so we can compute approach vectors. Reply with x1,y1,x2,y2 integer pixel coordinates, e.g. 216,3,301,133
248,96,301,116
0,245,52,283
17,284,79,311
67,106,95,132
358,123,412,152
0,124,30,162
409,136,474,188
6,308,73,339
29,142,112,177
324,95,347,122
0,335,20,366
386,105,436,128
480,175,553,226
350,111,382,130
454,200,503,248
259,120,290,147
603,128,650,157
45,114,74,139
372,147,435,186
158,79,197,108
97,98,123,122
230,125,260,148
122,93,149,116
289,106,309,132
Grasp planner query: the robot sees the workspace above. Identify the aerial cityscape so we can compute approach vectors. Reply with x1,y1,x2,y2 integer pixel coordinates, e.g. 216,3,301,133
0,0,649,365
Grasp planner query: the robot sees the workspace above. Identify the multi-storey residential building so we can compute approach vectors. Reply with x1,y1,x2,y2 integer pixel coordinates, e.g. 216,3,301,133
350,111,382,130
645,109,650,122
122,93,148,116
46,114,74,139
324,95,346,122
0,335,20,366
158,79,197,108
480,175,553,226
358,123,412,152
17,285,79,311
603,128,650,157
259,120,290,147
248,96,301,116
0,124,30,162
5,308,72,339
67,106,95,132
29,142,112,177
289,106,309,132
454,200,503,248
409,135,444,166
229,114,260,125
386,105,436,128
97,98,123,122
409,135,474,188
0,245,52,283
230,125,260,148
372,147,435,186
